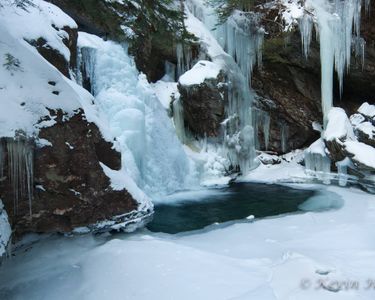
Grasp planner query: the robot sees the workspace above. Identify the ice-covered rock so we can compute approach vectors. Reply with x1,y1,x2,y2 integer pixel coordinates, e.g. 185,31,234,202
0,200,11,260
304,138,331,184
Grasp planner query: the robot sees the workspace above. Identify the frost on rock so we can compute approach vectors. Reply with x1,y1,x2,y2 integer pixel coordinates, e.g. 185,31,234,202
77,32,194,198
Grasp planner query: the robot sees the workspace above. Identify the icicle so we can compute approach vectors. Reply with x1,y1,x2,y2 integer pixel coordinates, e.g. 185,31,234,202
172,98,187,144
281,122,289,153
298,14,313,59
6,134,34,216
252,109,270,150
176,43,194,78
263,113,270,151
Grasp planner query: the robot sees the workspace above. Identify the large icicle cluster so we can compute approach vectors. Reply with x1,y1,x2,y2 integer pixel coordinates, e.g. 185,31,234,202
299,0,370,125
184,0,264,174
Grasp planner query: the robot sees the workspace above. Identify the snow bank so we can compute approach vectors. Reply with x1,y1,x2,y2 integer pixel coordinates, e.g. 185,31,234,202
344,141,375,169
179,60,221,86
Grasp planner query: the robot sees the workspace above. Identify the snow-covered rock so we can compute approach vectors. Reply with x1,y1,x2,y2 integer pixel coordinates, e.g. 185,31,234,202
323,108,355,162
179,60,222,87
358,102,375,119
344,141,375,171
356,122,375,147
257,153,281,165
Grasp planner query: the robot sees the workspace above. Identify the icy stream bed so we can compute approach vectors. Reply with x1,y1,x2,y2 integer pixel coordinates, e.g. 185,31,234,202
0,185,375,300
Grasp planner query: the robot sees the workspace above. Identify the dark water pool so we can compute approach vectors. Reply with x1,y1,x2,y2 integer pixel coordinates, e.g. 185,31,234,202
147,183,316,234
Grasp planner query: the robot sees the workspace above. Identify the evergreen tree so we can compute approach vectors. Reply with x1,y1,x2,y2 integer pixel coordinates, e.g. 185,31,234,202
207,0,256,22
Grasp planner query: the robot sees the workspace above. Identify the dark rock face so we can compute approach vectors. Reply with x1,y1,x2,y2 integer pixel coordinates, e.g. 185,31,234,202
0,110,139,236
178,74,226,138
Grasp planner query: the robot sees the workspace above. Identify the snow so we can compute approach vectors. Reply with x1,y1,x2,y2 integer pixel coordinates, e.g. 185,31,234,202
350,113,366,127
179,60,221,86
281,0,304,31
323,108,355,141
344,141,375,169
99,163,151,212
1,185,375,299
241,159,307,184
151,81,179,109
0,200,11,258
358,102,375,118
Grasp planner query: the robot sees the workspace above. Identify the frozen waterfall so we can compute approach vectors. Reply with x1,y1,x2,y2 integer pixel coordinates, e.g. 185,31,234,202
77,33,194,197
184,0,264,174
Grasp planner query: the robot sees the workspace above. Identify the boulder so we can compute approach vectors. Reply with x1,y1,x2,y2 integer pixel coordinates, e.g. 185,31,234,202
0,110,146,236
178,61,226,138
